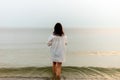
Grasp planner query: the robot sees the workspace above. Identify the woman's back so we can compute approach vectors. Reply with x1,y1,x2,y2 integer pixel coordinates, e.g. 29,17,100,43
47,22,67,79
48,34,67,62
51,35,66,50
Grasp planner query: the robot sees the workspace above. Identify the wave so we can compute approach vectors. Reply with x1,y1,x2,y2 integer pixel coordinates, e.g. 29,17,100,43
0,66,120,80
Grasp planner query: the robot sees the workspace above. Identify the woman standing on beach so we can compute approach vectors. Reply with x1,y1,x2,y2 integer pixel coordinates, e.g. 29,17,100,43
47,23,67,80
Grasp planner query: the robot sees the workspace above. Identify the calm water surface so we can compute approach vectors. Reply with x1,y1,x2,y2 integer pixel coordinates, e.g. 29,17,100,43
0,28,120,67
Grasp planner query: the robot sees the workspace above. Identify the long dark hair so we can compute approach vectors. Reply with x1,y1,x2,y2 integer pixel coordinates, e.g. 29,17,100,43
53,23,64,36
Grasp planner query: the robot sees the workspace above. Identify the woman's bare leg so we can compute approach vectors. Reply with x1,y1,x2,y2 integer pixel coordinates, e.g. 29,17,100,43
52,62,57,80
56,62,62,80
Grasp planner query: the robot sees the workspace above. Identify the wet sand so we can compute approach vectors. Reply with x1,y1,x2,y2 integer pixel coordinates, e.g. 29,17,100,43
0,77,49,80
0,77,112,80
0,67,119,80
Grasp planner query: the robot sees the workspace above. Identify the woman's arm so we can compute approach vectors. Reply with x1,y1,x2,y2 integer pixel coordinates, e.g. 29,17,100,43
47,35,54,46
65,35,67,45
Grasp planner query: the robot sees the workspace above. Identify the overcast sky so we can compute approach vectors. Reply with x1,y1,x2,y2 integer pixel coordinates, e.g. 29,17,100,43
0,0,120,28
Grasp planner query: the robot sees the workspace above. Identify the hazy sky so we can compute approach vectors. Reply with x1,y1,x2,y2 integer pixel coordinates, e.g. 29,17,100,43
0,0,120,28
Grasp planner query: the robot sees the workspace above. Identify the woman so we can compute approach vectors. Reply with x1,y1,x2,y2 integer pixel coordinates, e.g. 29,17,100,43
47,23,67,80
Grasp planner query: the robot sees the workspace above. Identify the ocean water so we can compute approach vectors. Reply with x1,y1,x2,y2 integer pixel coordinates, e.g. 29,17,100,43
0,66,120,80
0,28,120,68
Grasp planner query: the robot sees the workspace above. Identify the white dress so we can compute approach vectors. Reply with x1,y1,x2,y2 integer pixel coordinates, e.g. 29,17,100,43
47,34,67,62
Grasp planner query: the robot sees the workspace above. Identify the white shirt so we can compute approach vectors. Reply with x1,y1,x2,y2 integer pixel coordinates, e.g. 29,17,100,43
47,34,67,62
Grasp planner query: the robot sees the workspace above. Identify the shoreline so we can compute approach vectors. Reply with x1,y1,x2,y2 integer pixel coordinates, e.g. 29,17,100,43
0,77,113,80
0,66,119,80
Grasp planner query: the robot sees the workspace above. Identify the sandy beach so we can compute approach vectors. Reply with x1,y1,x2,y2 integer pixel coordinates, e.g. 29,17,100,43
0,67,119,80
0,77,49,80
0,77,74,80
0,77,113,80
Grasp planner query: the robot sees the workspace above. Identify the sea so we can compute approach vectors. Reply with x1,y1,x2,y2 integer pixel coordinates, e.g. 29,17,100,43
0,28,120,68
